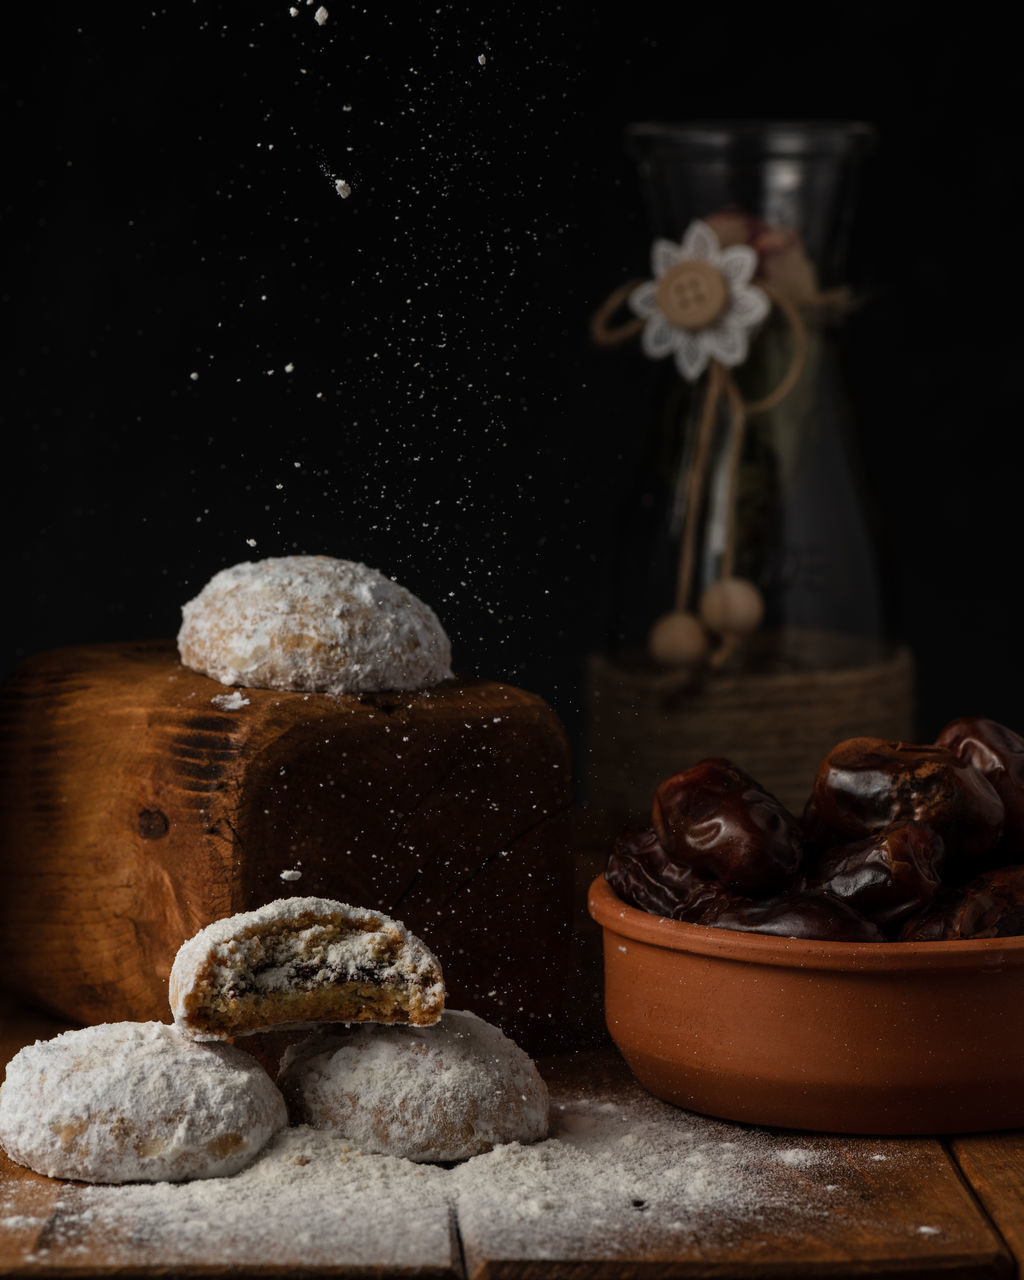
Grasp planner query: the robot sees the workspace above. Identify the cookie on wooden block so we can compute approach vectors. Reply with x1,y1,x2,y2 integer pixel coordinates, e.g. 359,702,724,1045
0,640,573,1050
177,556,453,695
170,897,445,1039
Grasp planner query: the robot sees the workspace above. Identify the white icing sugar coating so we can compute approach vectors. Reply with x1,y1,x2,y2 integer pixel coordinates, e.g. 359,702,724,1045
0,1022,286,1184
170,897,445,1040
278,1009,549,1163
177,555,453,694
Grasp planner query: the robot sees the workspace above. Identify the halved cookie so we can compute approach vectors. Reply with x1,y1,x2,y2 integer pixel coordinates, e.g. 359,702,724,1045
169,896,445,1039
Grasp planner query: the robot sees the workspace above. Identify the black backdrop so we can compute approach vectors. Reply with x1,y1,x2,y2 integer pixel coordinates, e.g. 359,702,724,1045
3,3,1021,773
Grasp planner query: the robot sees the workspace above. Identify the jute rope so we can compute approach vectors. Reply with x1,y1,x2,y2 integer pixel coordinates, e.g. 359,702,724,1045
585,641,916,820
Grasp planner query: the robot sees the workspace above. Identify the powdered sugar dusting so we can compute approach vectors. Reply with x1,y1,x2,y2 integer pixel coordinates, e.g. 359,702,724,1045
3,1065,871,1272
177,555,453,695
0,1024,286,1184
280,1010,549,1161
210,691,250,710
29,1129,452,1271
451,1086,828,1262
169,897,445,1038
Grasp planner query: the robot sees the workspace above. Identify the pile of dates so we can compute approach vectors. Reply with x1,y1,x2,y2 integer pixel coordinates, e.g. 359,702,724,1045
606,716,1024,942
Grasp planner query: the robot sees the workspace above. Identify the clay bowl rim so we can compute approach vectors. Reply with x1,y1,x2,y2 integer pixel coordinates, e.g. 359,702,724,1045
588,874,1024,973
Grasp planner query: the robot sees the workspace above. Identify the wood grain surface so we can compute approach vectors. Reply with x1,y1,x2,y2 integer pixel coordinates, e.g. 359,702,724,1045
0,641,575,1052
953,1132,1024,1277
1,998,1019,1279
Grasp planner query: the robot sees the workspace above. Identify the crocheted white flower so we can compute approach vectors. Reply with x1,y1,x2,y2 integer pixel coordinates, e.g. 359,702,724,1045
628,220,770,382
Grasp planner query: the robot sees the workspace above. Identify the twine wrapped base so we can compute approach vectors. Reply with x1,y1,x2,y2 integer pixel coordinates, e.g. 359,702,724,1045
585,636,915,826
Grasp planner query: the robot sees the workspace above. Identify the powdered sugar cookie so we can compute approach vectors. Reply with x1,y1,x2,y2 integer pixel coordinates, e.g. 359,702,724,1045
177,555,452,694
278,1009,549,1162
170,897,445,1040
0,1022,286,1184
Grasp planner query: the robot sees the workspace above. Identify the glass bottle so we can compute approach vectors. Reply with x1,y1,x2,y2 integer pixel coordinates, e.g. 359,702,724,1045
607,120,885,676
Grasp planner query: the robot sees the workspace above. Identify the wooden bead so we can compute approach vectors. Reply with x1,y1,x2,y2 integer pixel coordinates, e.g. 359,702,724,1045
699,577,764,637
648,611,709,667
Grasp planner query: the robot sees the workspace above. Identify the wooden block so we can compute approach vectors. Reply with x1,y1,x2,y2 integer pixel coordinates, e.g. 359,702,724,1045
0,641,574,1051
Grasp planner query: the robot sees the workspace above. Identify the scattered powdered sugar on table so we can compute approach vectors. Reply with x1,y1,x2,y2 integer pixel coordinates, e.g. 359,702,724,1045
450,1083,829,1261
29,1129,451,1270
776,1146,820,1167
8,1068,844,1270
210,691,250,710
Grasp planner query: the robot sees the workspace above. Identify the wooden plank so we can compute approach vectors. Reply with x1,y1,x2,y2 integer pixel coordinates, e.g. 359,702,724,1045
0,1147,461,1278
0,997,460,1278
458,1053,1014,1280
0,1157,65,1276
0,1146,461,1279
953,1132,1024,1274
0,999,1015,1278
0,996,74,1273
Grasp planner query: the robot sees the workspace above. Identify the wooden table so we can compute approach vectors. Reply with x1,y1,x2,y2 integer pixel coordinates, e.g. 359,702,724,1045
3,996,1024,1279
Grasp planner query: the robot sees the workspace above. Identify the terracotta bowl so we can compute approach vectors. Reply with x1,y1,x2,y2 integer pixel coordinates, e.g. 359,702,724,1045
588,874,1024,1134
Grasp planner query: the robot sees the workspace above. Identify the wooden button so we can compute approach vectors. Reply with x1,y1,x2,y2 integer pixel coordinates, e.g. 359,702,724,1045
655,260,728,331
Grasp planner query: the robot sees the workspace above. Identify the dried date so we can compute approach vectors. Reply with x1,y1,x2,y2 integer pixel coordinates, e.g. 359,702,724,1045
900,884,1002,941
977,865,1024,937
936,717,1024,856
652,758,803,895
901,864,1024,940
807,737,1004,861
800,821,944,935
605,827,731,923
710,892,885,942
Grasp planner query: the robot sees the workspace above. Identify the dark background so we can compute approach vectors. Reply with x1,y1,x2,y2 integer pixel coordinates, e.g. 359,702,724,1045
3,3,1020,770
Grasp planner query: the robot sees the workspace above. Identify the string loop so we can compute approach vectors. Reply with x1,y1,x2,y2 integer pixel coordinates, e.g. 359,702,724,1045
590,265,831,667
